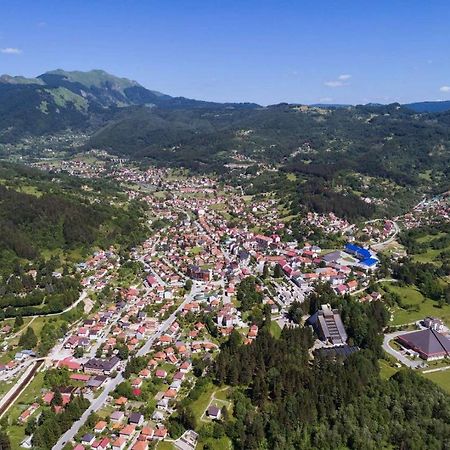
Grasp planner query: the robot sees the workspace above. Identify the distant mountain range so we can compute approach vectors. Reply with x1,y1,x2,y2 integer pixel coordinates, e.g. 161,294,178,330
0,69,258,142
0,70,449,190
0,69,448,223
1,69,450,143
403,100,450,113
311,101,450,113
0,69,260,110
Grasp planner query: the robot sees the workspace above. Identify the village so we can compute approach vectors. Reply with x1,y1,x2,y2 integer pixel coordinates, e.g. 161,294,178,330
0,159,449,450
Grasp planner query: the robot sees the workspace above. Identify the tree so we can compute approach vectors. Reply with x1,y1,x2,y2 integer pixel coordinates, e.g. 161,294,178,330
184,279,193,292
19,327,37,349
0,428,11,450
178,405,197,430
262,262,270,279
221,405,228,422
13,314,24,329
51,388,63,407
44,368,70,389
287,301,303,324
95,345,104,358
74,346,84,358
25,417,37,435
168,418,185,439
115,344,129,360
236,277,263,312
274,264,283,278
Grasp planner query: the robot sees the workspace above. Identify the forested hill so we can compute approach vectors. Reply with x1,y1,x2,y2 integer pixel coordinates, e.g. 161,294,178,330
0,69,258,142
87,103,450,179
0,163,147,273
1,70,449,220
86,103,450,220
0,162,148,318
405,100,450,113
208,286,450,449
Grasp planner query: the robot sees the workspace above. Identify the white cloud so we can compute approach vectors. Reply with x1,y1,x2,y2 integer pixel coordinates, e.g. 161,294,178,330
319,97,333,103
440,86,450,93
1,47,22,54
324,80,345,87
324,74,351,88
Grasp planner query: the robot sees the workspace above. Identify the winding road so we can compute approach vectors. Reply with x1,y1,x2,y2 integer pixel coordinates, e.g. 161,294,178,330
371,220,400,251
382,330,423,369
350,278,399,296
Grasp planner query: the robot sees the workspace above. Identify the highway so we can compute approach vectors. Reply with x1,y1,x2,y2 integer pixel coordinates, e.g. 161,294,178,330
52,283,202,450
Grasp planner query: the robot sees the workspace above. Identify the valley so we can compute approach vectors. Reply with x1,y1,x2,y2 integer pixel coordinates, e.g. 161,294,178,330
0,153,447,449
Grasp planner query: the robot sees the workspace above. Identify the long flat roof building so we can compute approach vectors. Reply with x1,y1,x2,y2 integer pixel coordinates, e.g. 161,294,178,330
308,304,348,346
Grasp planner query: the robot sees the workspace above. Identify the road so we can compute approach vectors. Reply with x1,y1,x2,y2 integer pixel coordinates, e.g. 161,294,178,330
0,359,44,419
52,282,202,450
350,278,399,296
382,330,423,369
371,221,400,251
422,365,450,374
10,290,88,320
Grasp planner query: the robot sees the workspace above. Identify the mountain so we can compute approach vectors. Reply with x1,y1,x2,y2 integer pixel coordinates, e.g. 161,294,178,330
87,102,449,172
0,69,258,142
404,100,450,113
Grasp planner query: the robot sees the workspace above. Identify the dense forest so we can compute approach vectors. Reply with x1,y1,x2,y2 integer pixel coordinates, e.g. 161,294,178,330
211,288,450,449
87,103,449,219
88,104,450,182
0,162,148,317
2,71,450,220
0,69,256,142
0,162,147,267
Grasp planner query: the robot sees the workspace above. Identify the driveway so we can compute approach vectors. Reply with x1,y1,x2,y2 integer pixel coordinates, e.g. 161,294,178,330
383,331,423,369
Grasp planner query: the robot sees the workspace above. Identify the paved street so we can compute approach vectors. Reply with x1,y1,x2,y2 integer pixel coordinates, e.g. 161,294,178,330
52,283,202,450
383,331,423,369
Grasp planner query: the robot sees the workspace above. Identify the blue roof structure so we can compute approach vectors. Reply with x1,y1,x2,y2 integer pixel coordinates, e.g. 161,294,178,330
361,257,378,267
345,243,371,260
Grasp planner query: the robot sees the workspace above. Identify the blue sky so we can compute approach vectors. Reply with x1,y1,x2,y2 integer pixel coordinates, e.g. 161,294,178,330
1,0,450,105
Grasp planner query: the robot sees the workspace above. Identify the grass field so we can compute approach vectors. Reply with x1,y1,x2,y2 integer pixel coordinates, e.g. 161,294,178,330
422,370,450,394
198,436,232,450
412,247,445,265
286,173,297,181
411,232,449,266
382,282,450,326
270,320,282,339
6,370,46,448
209,203,226,211
379,358,450,394
189,246,203,255
190,383,216,422
17,185,42,197
156,441,175,450
214,387,231,401
379,359,399,380
0,374,19,397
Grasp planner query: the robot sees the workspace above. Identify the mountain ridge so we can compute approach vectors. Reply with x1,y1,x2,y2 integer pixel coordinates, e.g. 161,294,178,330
2,68,450,112
0,68,260,142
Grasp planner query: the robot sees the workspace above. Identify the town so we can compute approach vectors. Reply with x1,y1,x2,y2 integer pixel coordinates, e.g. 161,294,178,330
0,156,449,450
